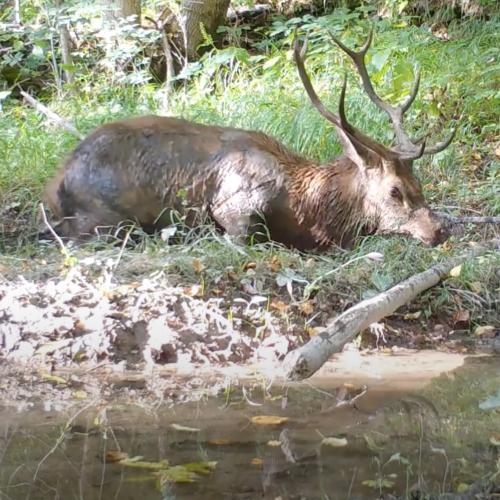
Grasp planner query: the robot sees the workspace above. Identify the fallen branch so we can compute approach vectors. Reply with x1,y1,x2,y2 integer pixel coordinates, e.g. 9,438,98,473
282,239,500,381
20,90,84,139
439,213,500,225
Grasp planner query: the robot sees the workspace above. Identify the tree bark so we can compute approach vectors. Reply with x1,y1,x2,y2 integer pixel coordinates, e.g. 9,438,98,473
282,239,500,381
105,0,141,24
180,0,230,60
13,0,21,24
55,0,74,84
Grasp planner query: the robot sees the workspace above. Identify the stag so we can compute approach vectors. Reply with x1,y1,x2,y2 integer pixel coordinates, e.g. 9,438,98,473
45,28,453,250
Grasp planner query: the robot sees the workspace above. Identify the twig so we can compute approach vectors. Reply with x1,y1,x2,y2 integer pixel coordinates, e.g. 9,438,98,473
39,203,70,257
33,400,97,483
20,90,84,139
439,213,500,225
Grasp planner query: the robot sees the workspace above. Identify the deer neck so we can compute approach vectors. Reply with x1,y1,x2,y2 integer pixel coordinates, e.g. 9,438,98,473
288,157,375,247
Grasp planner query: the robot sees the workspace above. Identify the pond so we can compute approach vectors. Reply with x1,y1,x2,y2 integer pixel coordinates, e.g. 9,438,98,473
1,352,499,499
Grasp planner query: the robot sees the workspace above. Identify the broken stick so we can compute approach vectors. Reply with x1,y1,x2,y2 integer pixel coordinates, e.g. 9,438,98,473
282,239,499,381
20,90,84,139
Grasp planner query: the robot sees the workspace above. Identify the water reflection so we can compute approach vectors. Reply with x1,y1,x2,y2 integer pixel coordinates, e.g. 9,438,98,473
0,356,498,499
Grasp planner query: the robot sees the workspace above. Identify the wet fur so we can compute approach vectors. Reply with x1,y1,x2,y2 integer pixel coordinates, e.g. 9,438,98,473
45,115,440,249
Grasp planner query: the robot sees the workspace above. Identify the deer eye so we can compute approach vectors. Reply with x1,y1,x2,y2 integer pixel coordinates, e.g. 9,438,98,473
390,186,403,200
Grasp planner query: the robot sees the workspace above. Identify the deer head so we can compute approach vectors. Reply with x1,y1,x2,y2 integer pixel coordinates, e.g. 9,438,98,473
294,28,454,246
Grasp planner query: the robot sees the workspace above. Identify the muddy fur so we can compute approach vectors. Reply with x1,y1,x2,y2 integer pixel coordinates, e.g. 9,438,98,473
45,115,448,249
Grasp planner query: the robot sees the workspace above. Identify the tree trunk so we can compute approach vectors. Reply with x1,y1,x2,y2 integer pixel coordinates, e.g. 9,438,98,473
55,0,74,84
13,0,21,24
105,0,141,24
180,0,230,60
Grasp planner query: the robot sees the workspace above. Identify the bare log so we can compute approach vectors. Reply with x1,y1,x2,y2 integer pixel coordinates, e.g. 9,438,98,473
282,239,500,381
20,91,83,139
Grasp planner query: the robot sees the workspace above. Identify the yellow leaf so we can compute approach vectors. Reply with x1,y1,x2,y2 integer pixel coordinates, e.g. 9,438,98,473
269,256,281,272
170,423,201,433
40,373,67,385
251,458,263,466
119,459,170,470
456,483,470,493
105,450,129,463
404,311,421,320
489,435,500,447
156,466,197,483
474,325,496,337
449,265,462,277
192,258,205,274
251,415,289,426
321,436,348,448
73,390,88,400
267,440,281,447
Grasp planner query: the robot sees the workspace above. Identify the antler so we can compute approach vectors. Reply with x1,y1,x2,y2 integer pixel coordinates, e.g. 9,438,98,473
293,33,401,160
331,28,454,157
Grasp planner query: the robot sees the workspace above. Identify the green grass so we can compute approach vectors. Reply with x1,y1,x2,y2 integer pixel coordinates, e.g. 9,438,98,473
0,14,498,329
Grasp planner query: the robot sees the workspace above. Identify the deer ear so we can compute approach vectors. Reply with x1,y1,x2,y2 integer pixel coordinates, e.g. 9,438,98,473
336,128,380,171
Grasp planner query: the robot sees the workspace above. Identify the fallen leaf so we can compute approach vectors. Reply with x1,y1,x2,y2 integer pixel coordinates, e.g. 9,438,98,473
105,450,129,463
170,423,201,433
495,146,500,159
474,325,496,337
192,258,205,274
119,459,170,470
449,265,462,277
321,436,348,448
207,439,234,446
269,256,281,272
452,310,470,324
73,390,88,400
251,415,289,426
40,373,67,385
243,262,257,271
251,458,263,466
298,300,315,315
270,300,289,313
489,435,500,447
267,440,281,447
404,311,421,320
456,483,470,493
183,284,203,297
36,339,72,355
156,466,197,483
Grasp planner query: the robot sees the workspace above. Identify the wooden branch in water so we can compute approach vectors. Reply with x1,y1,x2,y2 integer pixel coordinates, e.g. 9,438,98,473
439,213,500,225
282,239,500,381
20,91,83,139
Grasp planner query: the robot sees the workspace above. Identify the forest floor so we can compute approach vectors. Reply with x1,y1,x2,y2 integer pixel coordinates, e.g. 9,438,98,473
1,14,499,407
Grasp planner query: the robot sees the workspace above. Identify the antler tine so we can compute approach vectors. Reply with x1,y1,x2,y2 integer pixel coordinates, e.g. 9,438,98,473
401,70,421,113
422,128,456,155
293,31,341,128
331,27,422,154
293,30,398,159
338,74,398,159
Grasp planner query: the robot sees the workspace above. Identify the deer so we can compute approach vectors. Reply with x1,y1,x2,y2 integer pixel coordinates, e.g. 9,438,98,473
44,28,454,250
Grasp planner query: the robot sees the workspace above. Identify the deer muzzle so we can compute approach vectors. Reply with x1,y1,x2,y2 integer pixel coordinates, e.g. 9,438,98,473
401,208,450,246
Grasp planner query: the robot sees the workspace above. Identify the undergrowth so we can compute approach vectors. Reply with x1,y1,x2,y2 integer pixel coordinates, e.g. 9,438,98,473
0,12,499,333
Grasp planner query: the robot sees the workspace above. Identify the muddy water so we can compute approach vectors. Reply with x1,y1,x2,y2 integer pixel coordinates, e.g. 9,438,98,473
0,352,499,499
